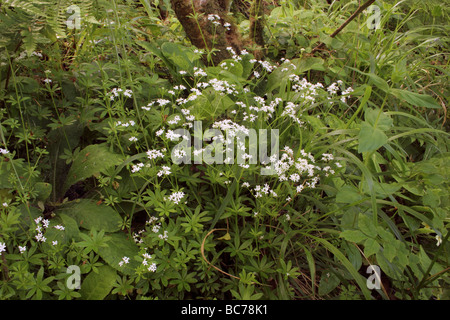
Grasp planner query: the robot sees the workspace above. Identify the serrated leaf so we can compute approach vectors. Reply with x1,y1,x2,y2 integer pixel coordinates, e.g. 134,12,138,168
79,265,116,300
63,144,124,193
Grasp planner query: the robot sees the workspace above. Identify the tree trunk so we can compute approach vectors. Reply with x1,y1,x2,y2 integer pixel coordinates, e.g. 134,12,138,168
170,0,243,65
249,0,265,48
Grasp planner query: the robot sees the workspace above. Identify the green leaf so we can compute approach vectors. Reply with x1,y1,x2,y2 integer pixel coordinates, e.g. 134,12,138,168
56,199,122,232
63,144,124,193
34,182,52,201
358,214,378,238
79,265,117,300
318,270,340,296
383,243,396,262
390,89,441,109
358,122,388,153
340,230,367,243
365,108,393,131
161,42,195,73
364,238,380,257
97,233,140,276
336,185,364,204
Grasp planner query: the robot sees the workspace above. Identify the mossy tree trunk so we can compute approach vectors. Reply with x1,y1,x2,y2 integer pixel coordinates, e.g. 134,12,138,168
170,0,244,65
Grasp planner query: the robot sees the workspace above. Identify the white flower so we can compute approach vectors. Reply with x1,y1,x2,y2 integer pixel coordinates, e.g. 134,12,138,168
155,128,164,137
123,89,133,98
131,162,144,173
167,191,186,205
54,225,65,231
52,241,58,246
179,70,187,75
129,136,138,142
0,242,6,253
158,231,169,241
0,148,9,155
18,245,26,253
147,149,165,160
42,219,50,228
143,253,152,259
157,166,171,177
147,263,157,272
436,235,442,246
2,202,7,207
35,233,46,242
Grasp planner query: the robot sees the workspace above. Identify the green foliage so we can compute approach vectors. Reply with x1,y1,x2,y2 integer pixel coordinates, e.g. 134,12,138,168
0,0,448,301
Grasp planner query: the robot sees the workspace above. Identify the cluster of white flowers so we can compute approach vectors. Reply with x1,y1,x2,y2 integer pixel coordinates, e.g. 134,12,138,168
157,165,171,177
141,252,157,272
279,58,298,72
281,102,304,126
34,216,51,242
108,88,133,101
118,256,130,267
193,66,208,77
0,242,5,253
166,191,186,205
147,149,165,160
340,87,354,103
131,162,145,173
146,216,159,225
207,13,221,26
252,184,278,198
289,75,324,104
132,229,145,244
326,80,354,103
142,102,154,111
158,230,169,241
226,46,241,61
115,120,136,127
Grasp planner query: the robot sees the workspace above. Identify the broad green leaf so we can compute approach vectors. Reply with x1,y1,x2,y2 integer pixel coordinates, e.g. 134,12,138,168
340,230,367,243
56,199,122,232
336,185,364,204
383,243,396,262
364,238,380,257
318,270,340,296
63,144,124,192
79,265,117,300
34,182,52,201
358,214,378,238
161,42,195,73
358,122,388,153
97,233,140,276
390,89,441,109
365,108,393,131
